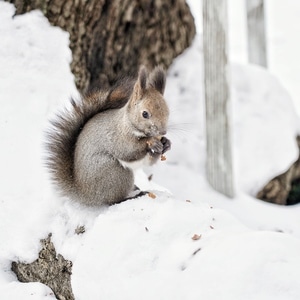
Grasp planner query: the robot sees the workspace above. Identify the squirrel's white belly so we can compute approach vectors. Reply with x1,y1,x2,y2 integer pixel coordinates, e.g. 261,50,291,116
118,155,151,170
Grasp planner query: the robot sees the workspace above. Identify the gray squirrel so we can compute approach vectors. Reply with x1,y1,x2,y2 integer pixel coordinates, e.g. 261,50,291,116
45,66,171,206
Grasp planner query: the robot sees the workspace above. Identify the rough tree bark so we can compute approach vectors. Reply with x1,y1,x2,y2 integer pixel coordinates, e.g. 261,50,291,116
203,0,235,198
11,234,74,300
7,0,196,92
246,0,268,67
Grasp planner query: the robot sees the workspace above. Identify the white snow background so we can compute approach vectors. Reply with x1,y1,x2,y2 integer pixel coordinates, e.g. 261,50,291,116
1,0,300,299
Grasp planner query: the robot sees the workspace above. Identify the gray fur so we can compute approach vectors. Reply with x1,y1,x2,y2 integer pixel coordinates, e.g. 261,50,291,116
45,66,170,206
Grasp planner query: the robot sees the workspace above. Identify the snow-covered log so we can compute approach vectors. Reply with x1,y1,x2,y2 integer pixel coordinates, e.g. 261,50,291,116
246,0,268,67
202,0,234,198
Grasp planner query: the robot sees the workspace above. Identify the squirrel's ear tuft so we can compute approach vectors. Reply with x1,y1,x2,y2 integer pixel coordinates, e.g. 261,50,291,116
149,66,166,95
138,66,147,91
132,66,147,100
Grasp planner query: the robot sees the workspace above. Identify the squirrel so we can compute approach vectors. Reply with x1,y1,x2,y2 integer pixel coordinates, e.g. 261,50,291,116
45,66,171,206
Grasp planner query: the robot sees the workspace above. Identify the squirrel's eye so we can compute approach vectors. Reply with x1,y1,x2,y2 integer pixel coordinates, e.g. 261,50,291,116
142,111,150,119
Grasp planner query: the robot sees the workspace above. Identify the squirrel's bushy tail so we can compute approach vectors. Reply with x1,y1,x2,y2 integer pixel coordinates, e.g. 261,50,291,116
45,78,134,197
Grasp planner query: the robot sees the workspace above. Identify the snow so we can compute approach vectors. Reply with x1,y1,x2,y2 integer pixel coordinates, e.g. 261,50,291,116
1,1,300,299
232,63,299,194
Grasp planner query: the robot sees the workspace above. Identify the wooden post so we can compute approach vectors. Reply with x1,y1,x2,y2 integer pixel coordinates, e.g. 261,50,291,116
202,0,234,198
246,0,268,67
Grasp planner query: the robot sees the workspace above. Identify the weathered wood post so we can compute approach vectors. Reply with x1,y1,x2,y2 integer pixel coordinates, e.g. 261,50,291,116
202,0,234,198
246,0,268,67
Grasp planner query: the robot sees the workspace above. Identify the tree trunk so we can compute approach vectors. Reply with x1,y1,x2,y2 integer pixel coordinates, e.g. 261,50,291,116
203,0,235,198
7,0,196,92
246,0,268,67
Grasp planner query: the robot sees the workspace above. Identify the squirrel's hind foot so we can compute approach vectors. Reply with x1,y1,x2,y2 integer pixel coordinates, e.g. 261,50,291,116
124,187,148,201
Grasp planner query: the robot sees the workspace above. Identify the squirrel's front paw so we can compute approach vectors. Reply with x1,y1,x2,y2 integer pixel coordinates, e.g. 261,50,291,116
161,136,171,154
147,138,163,156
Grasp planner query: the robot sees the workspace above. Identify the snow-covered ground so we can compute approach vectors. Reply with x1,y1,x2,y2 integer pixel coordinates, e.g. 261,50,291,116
1,1,300,299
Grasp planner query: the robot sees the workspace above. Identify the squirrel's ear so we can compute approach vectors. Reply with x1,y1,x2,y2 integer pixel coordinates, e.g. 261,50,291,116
149,66,166,95
133,66,147,99
138,66,147,90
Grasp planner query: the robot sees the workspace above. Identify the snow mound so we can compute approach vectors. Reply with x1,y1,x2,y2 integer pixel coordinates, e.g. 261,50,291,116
72,196,300,300
232,64,300,195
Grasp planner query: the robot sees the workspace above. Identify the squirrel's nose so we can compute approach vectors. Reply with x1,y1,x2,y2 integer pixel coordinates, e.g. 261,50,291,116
159,130,167,135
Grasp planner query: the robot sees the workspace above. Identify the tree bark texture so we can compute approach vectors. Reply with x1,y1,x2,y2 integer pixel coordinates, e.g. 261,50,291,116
11,234,74,300
203,0,235,198
246,0,268,67
7,0,196,92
